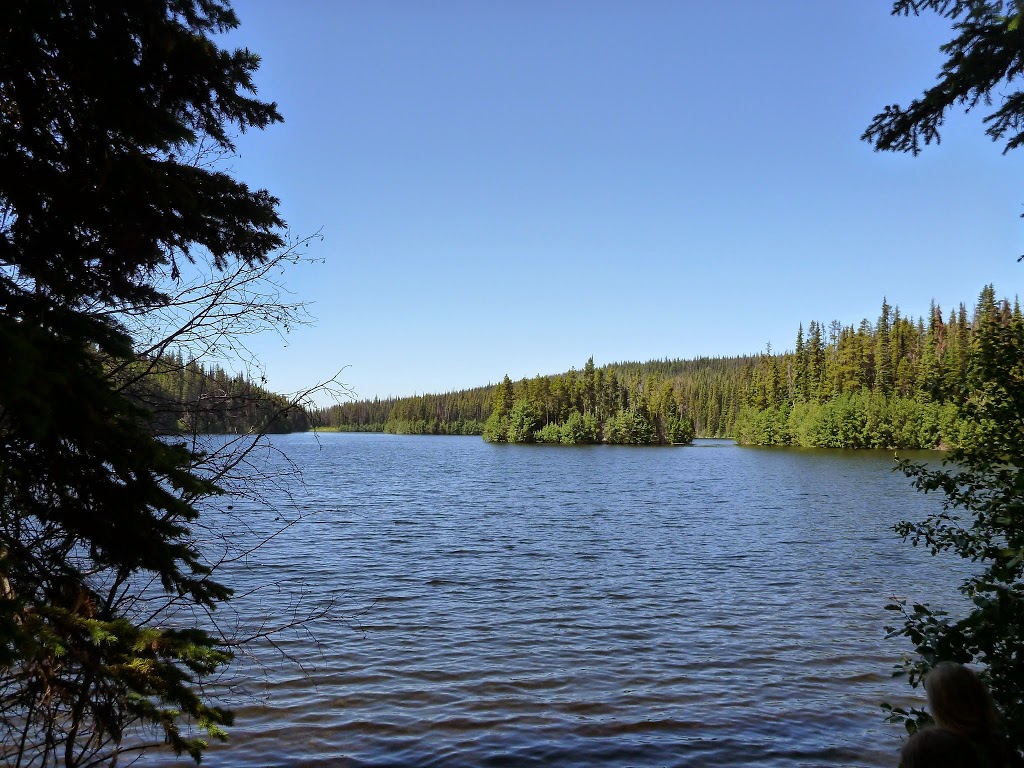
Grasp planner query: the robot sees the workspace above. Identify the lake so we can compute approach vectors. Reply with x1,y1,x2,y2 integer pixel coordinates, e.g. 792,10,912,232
147,433,968,767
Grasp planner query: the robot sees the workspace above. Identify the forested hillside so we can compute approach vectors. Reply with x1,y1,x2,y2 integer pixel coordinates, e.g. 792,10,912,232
317,355,752,441
117,353,310,435
735,285,1015,449
319,285,1017,451
316,387,492,435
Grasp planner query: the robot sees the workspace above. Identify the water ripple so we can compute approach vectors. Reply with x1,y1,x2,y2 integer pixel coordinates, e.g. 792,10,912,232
141,435,970,767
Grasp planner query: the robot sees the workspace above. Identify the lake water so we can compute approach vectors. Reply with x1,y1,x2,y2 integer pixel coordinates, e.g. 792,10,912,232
147,434,969,767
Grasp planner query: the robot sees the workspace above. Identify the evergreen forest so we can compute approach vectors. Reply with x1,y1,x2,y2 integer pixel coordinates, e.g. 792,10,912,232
317,355,750,444
318,284,1017,450
122,353,310,435
734,285,1015,449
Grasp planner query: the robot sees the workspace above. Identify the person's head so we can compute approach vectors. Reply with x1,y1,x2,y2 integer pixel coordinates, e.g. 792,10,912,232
899,727,981,768
924,662,998,740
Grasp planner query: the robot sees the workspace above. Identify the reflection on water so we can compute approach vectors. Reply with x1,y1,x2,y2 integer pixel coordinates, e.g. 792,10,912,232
144,435,966,767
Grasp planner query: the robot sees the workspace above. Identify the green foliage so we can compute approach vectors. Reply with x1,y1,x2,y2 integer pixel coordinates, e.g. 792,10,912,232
534,422,563,443
735,291,1015,449
0,0,299,763
482,410,508,442
604,408,656,445
384,417,484,435
863,6,1024,749
739,393,959,449
506,399,541,443
863,1,1024,155
735,403,792,446
325,388,492,435
131,354,310,435
320,356,749,441
478,360,695,446
669,412,696,444
560,410,600,445
887,295,1024,752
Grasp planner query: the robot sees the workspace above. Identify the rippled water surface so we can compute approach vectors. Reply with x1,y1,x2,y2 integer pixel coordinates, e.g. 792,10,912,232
150,434,969,767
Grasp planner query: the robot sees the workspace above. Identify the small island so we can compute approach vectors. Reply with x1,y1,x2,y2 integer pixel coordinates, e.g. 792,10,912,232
481,359,694,445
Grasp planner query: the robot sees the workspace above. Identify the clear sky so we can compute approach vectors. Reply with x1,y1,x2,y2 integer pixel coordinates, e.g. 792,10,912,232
220,1,1023,405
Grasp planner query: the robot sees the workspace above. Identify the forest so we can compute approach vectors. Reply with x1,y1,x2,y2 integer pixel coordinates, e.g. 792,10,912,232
318,284,1016,450
317,355,750,443
734,285,1015,449
124,353,310,435
481,358,696,445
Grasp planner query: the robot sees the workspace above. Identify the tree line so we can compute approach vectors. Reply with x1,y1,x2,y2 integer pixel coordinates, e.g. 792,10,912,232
735,285,1016,449
121,352,310,435
318,286,1015,452
482,357,695,445
318,387,492,435
317,355,755,442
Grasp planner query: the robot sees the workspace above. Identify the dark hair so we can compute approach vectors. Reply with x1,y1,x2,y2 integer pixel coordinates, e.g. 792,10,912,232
926,663,999,741
925,662,1013,768
899,727,981,768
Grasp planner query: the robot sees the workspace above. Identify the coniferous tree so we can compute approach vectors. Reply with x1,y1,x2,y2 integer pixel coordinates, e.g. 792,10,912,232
0,2,297,762
808,321,825,402
795,323,809,402
875,298,893,395
864,2,1024,747
917,303,942,398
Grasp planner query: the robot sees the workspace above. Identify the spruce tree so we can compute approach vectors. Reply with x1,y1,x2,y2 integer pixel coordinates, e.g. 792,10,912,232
794,323,809,403
875,298,893,395
1,1,291,763
863,1,1024,156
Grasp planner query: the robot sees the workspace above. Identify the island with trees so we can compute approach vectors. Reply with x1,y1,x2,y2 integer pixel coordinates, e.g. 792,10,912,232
481,358,695,445
318,355,748,444
317,285,1016,451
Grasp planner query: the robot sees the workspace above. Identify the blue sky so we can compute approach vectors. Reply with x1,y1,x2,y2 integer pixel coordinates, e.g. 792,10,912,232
221,1,1023,404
